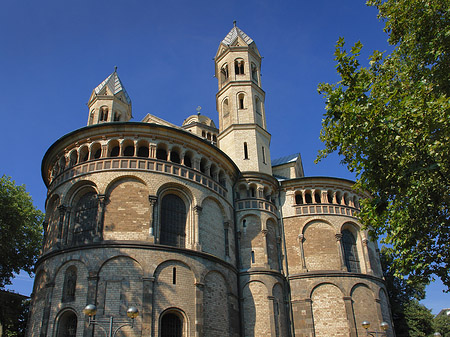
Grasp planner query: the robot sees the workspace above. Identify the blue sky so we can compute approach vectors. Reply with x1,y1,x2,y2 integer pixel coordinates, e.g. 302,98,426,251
1,0,448,314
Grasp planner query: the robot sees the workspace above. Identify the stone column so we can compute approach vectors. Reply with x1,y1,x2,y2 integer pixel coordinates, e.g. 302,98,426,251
298,234,307,271
84,272,99,337
343,296,358,337
195,282,204,337
57,205,67,248
336,233,347,271
180,152,185,166
149,144,157,159
148,195,157,243
224,221,230,261
193,158,201,171
42,221,48,251
62,207,71,246
193,206,202,251
261,229,270,268
95,194,107,242
362,238,374,275
268,295,278,337
39,281,55,337
142,277,155,336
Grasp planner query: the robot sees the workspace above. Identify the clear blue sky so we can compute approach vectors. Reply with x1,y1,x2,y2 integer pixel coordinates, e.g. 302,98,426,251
1,0,448,314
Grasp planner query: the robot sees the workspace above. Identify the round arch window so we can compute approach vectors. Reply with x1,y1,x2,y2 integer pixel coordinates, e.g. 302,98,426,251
161,312,183,337
56,310,77,337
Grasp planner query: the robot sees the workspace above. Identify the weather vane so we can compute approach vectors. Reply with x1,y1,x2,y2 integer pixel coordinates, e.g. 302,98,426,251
196,106,202,115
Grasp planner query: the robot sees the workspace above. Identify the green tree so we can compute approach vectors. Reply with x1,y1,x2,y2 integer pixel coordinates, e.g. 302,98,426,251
317,0,450,288
0,175,43,288
433,313,450,337
380,248,426,336
403,300,434,337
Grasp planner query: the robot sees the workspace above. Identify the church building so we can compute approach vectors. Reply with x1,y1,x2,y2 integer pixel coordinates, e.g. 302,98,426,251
27,24,393,337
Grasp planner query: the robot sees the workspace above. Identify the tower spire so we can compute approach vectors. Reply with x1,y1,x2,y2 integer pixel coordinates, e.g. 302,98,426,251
86,70,132,126
215,25,272,174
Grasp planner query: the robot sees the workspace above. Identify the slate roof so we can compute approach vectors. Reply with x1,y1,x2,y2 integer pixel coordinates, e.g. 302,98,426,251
271,153,300,167
94,70,131,104
222,24,254,46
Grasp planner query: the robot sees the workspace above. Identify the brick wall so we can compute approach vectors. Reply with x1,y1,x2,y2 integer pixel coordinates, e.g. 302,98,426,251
311,283,350,337
203,271,230,336
303,221,340,271
104,178,150,239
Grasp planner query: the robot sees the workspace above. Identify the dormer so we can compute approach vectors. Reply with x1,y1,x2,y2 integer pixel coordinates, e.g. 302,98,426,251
87,68,132,126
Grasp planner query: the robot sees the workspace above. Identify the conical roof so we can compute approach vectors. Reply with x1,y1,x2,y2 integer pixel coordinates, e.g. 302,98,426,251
221,23,254,46
94,69,131,104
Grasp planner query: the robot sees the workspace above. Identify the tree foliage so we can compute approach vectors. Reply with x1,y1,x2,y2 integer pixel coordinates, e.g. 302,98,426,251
317,0,450,288
380,247,430,336
0,175,43,288
433,312,450,337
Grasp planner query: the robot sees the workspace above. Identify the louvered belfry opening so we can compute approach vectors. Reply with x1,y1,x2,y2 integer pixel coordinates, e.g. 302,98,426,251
160,194,186,248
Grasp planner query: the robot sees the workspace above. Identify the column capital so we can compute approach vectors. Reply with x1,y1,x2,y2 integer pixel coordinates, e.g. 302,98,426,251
148,195,158,205
57,204,67,212
298,233,304,242
194,205,203,213
335,233,342,241
97,194,108,205
362,238,369,246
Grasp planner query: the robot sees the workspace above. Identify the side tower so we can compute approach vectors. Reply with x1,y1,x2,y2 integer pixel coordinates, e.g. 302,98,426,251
217,25,291,336
215,22,272,175
87,68,132,125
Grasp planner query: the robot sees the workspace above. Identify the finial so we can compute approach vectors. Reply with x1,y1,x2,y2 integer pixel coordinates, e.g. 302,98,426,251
114,66,118,72
233,20,237,27
196,106,202,115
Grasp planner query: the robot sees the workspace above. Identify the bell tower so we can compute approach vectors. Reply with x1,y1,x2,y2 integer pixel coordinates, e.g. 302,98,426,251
215,22,272,175
87,68,132,126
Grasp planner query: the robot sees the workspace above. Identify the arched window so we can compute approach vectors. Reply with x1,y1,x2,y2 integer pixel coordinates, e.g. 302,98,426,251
160,194,186,248
113,112,121,121
156,148,167,161
314,191,321,203
244,142,248,159
342,229,360,273
123,145,134,157
137,144,149,158
220,64,229,84
59,157,66,174
170,150,181,164
79,146,89,163
327,191,334,203
184,152,192,168
99,107,109,122
69,151,78,167
200,158,207,174
161,312,183,337
295,193,303,205
72,192,98,245
223,98,230,117
90,143,102,160
238,93,245,109
108,140,120,157
235,59,244,75
304,192,312,204
62,266,77,302
251,63,258,83
56,311,77,337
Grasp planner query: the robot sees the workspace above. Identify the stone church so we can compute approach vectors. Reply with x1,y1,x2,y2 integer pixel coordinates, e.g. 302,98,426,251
27,24,393,337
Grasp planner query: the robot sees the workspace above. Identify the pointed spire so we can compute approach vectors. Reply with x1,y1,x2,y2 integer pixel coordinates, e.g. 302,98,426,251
221,23,254,46
93,69,131,104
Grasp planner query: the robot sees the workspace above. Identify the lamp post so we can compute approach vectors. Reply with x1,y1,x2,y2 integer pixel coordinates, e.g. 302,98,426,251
361,321,390,336
83,304,139,337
